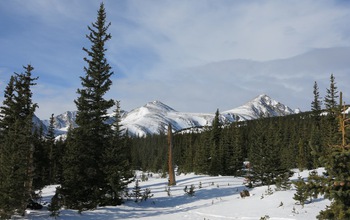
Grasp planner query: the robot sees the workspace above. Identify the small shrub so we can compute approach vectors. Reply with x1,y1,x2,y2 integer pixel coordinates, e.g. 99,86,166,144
48,186,63,218
275,171,293,191
185,184,195,196
260,215,270,220
132,180,142,202
141,188,153,201
293,176,309,208
265,185,273,195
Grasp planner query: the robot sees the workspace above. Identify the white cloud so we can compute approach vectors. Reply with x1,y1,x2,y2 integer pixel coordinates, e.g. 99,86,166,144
109,0,350,71
1,0,350,118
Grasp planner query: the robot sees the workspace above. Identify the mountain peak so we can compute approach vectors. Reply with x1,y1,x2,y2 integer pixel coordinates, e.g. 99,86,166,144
252,94,279,106
144,100,175,112
223,94,296,120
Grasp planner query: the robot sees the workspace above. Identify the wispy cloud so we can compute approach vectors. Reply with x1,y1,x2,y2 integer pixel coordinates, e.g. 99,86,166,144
1,0,350,118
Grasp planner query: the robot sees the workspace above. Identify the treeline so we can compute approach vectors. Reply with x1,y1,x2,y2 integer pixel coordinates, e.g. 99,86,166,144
130,74,345,181
131,111,337,173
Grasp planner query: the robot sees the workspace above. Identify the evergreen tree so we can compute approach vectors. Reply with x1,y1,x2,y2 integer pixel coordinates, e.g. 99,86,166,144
280,119,298,169
317,101,350,219
0,76,16,131
308,82,323,168
211,109,222,147
293,176,309,208
102,100,134,205
306,170,325,202
247,118,271,186
323,74,341,148
131,180,142,202
223,122,244,176
297,138,307,171
311,81,322,117
324,74,339,115
33,126,50,190
181,132,196,173
318,147,350,219
248,118,290,186
59,3,117,211
209,109,223,175
46,114,57,184
0,65,39,218
309,124,323,168
53,137,65,183
193,126,210,174
298,98,350,219
220,130,232,175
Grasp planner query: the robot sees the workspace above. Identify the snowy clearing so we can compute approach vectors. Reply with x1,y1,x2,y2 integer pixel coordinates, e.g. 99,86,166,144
26,169,330,220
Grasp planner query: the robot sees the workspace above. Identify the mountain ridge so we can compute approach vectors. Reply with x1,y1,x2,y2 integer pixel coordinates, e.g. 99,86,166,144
38,94,299,137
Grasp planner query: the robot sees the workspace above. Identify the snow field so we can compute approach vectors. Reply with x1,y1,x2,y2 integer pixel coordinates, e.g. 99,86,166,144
26,169,330,220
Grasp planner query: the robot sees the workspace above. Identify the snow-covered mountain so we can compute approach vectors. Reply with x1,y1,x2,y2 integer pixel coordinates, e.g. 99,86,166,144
121,100,214,136
41,94,298,137
121,94,298,136
42,111,78,129
222,94,299,122
32,114,47,133
41,111,78,136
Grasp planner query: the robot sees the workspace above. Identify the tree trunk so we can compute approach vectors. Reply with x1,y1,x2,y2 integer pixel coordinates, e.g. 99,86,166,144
167,123,176,186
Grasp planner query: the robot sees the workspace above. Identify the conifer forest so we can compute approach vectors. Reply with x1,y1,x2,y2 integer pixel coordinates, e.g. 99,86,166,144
1,3,350,220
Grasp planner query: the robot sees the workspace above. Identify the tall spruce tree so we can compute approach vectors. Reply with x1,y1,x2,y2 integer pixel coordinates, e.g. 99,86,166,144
320,99,350,219
298,96,350,219
46,114,57,184
230,122,244,176
324,74,338,115
311,81,322,119
247,118,271,186
59,3,116,211
209,109,223,175
323,74,341,147
314,100,350,219
308,81,324,167
0,65,38,218
33,126,49,190
221,122,244,176
102,101,133,205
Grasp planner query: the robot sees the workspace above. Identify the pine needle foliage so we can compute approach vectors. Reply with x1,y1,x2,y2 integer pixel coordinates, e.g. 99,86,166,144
0,65,39,218
57,3,131,212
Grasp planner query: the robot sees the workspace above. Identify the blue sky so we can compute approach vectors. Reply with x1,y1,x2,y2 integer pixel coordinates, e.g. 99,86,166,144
1,0,350,119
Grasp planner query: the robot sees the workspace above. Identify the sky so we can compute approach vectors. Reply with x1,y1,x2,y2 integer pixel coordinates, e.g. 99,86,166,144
1,0,350,119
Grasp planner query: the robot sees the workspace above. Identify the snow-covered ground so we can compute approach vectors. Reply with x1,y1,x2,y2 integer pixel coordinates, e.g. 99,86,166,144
26,169,330,220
